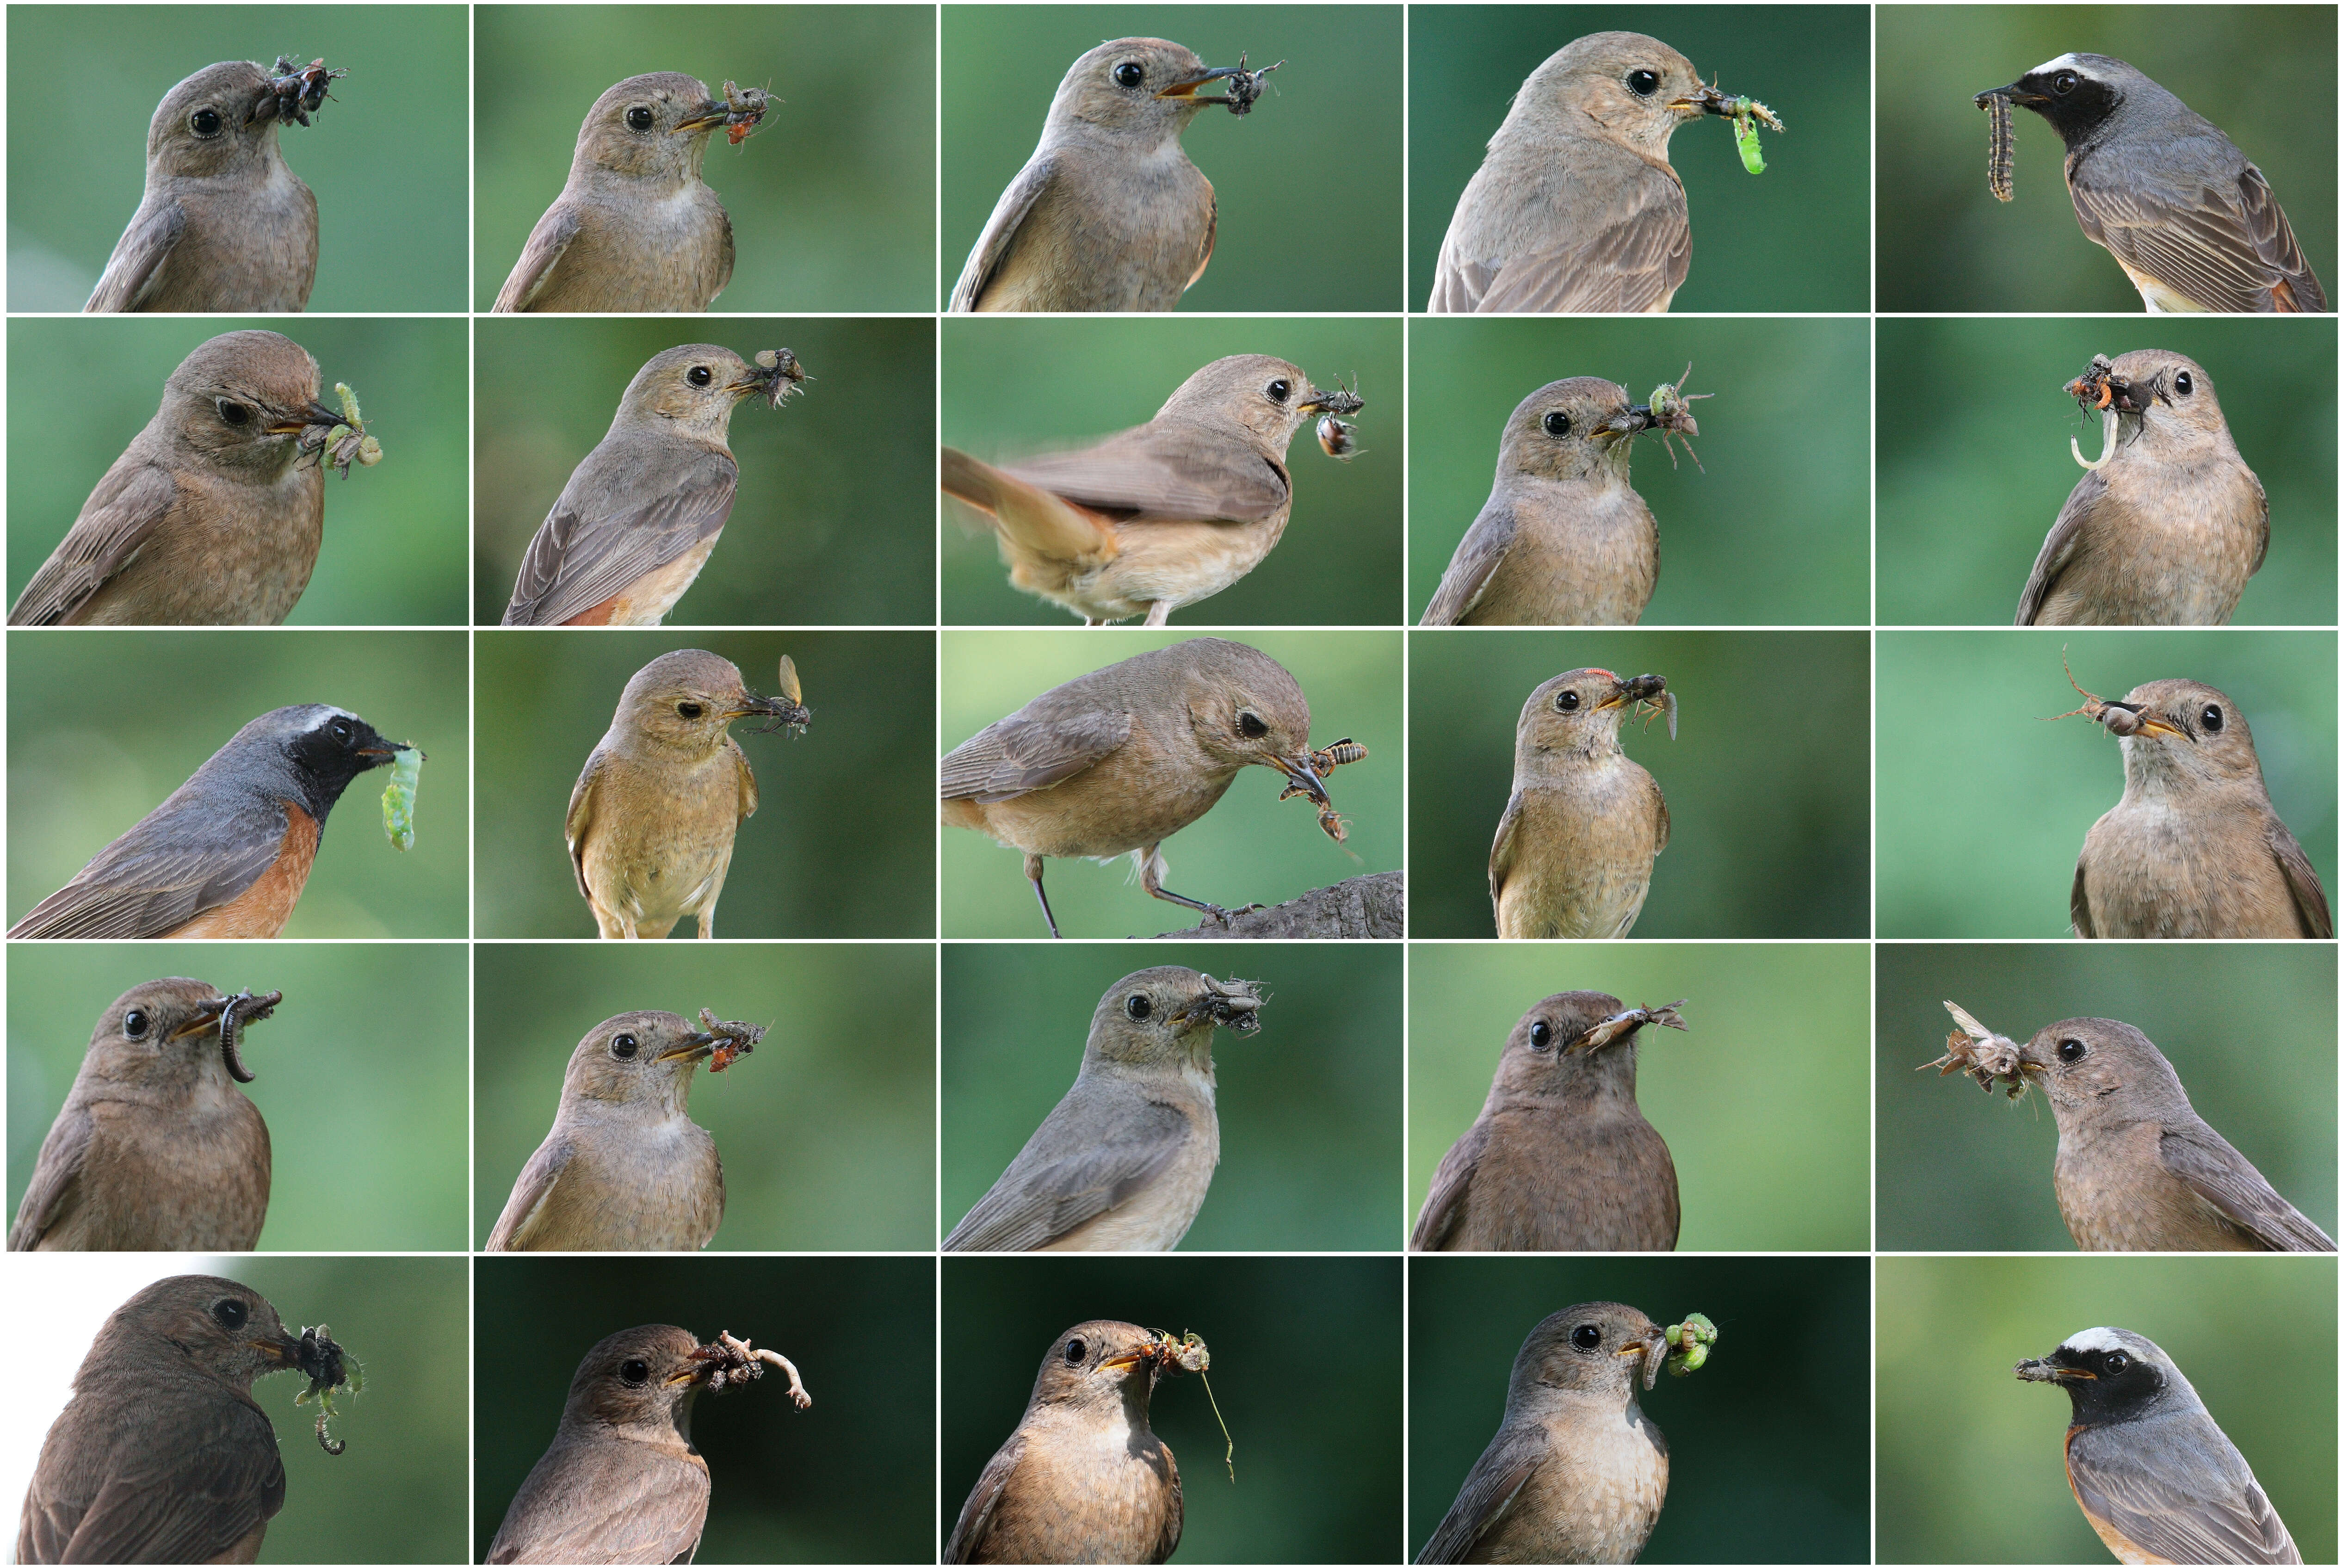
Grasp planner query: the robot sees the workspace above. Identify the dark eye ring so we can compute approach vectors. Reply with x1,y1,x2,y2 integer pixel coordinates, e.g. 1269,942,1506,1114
2202,705,2222,732
190,107,224,137
1626,69,1659,97
2103,1351,2128,1375
2052,70,2078,94
124,1009,150,1038
212,1297,248,1329
678,701,704,719
687,366,712,388
1265,379,1291,404
1570,1323,1602,1350
626,105,655,131
1237,711,1268,738
1113,62,1144,89
1064,1336,1088,1364
2173,370,2193,395
2058,1037,2086,1062
612,1033,639,1059
1126,994,1152,1021
1543,411,1570,438
1555,690,1580,712
216,399,251,426
620,1358,651,1385
1529,1019,1553,1051
331,720,352,741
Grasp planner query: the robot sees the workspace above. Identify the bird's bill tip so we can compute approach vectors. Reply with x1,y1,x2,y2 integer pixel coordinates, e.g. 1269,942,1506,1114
1156,65,1243,99
674,103,731,132
657,1033,719,1062
1669,85,1731,117
2015,1357,2092,1382
1979,82,2047,105
1296,387,1366,417
1097,1346,1150,1370
1273,754,1329,805
167,996,235,1039
251,1334,304,1367
1597,407,1655,440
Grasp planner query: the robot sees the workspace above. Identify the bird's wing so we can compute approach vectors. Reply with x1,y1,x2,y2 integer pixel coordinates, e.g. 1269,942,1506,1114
942,1098,1191,1251
564,751,607,902
940,708,1131,804
1187,190,1217,294
1003,425,1292,524
712,203,735,305
83,199,185,313
1487,790,1525,913
943,1430,1028,1562
487,1137,575,1251
2066,1423,2300,1565
1415,1425,1546,1564
728,735,757,825
9,461,179,626
501,456,738,626
37,1396,284,1564
2160,1124,2336,1252
7,1103,92,1250
1409,1119,1488,1251
1651,775,1670,855
487,1445,709,1564
2015,470,2109,625
1471,172,1689,314
950,154,1059,312
2071,857,2096,939
1156,1444,1185,1563
2266,818,2331,938
2247,465,2270,574
940,446,1119,562
2072,157,2326,314
6,794,289,940
494,203,584,313
1421,502,1517,625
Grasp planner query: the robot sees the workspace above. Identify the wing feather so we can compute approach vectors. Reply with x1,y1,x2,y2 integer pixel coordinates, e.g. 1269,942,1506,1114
1422,502,1517,625
10,463,179,626
494,204,583,314
84,200,185,314
940,710,1130,804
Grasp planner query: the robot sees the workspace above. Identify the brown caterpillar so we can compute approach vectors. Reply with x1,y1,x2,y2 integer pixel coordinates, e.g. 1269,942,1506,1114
1985,92,2014,202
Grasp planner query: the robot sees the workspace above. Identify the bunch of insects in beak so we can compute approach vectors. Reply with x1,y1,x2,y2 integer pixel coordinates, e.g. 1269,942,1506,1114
719,80,772,144
1314,376,1364,460
1188,977,1266,1035
1576,999,1688,1053
2064,355,2135,472
698,1009,766,1072
2040,646,2150,738
1662,1313,1718,1376
1616,678,1678,741
1919,999,2029,1099
1703,80,1782,175
1283,737,1367,843
755,348,808,409
1220,54,1284,117
216,989,281,1085
751,655,813,735
381,745,424,851
292,1323,360,1454
1980,90,2015,202
301,383,382,480
256,56,346,127
1643,365,1712,472
1141,1330,1233,1482
690,1330,812,1407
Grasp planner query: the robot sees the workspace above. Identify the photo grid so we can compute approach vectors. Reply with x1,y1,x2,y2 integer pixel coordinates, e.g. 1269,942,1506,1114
1,2,2336,1564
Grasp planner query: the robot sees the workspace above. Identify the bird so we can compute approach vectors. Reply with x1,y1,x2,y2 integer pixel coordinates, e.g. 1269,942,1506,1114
1416,1303,1676,1563
1978,54,2326,313
941,354,1362,625
485,1325,716,1564
1428,32,1744,313
495,73,747,312
940,637,1332,936
488,1011,731,1251
9,704,411,939
1422,378,1664,624
566,649,810,939
501,346,805,625
10,330,350,625
2016,351,2266,625
1412,993,1685,1251
2016,1327,2302,1564
946,1320,1186,1563
946,967,1262,1251
17,1274,314,1563
950,38,1257,312
2066,678,2331,938
86,60,325,312
10,978,277,1250
1490,668,1672,938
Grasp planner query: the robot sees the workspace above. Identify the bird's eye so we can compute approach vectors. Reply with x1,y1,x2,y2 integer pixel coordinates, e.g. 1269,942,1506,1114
211,1297,248,1329
124,1008,150,1038
1113,62,1144,89
687,366,712,388
620,1358,651,1385
2201,705,2222,731
678,701,704,719
1626,69,1659,97
1237,710,1268,739
1529,1020,1553,1052
612,1033,639,1059
216,399,251,426
1543,411,1570,438
2174,371,2193,396
190,107,224,137
2058,1037,2086,1062
1570,1324,1602,1350
2052,70,2078,94
1265,379,1291,404
1126,994,1153,1021
1555,690,1581,712
1064,1337,1088,1364
330,719,352,742
2102,1351,2128,1375
626,105,655,131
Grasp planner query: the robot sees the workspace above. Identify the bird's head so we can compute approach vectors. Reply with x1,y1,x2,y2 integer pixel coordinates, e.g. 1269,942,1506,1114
616,649,809,755
1046,38,1254,142
145,60,294,179
161,330,342,474
560,1011,728,1115
1976,53,2145,151
2013,1018,2189,1118
82,977,279,1095
1515,33,1710,154
1499,377,1652,483
1511,1303,1670,1408
2016,1326,2196,1424
563,1324,708,1439
1490,990,1686,1103
1516,668,1673,761
97,1275,304,1392
575,72,735,182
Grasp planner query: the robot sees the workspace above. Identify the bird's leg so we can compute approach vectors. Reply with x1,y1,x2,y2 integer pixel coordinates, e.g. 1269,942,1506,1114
1024,853,1062,939
1143,601,1173,628
698,907,717,940
1137,844,1261,926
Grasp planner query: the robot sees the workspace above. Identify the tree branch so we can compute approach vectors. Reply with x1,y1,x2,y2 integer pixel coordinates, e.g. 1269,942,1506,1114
1153,871,1404,939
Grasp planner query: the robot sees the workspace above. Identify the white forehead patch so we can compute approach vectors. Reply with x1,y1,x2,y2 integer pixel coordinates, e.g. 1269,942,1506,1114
2032,53,2084,76
2062,1327,2137,1355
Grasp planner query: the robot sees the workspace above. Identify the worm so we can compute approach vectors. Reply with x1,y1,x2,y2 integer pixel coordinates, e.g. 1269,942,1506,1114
1986,93,2015,202
217,990,281,1083
2072,409,2118,471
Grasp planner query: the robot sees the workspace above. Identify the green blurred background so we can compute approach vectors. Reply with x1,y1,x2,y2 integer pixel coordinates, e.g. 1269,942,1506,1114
1409,944,1868,1251
8,6,469,310
474,318,935,626
940,630,1402,937
1876,630,2337,937
474,630,934,938
942,943,1401,1250
944,1256,1402,1563
9,318,469,625
1411,1256,1869,1562
474,6,935,312
7,630,469,937
1410,7,1870,311
8,945,467,1249
942,318,1403,625
475,1256,933,1564
1877,319,2337,625
1878,1256,2336,1563
1410,318,1869,624
1877,944,2338,1251
942,6,1403,312
475,943,933,1250
1877,7,2338,311
1410,631,1870,937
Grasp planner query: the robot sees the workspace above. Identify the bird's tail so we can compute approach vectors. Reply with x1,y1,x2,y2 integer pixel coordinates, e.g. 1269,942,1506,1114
940,446,1117,565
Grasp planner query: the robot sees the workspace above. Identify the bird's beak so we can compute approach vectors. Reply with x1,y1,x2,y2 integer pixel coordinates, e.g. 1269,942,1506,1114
724,691,814,727
731,350,808,404
658,1032,721,1063
354,740,415,763
1615,1334,1666,1391
1597,406,1656,442
267,399,346,435
2015,1357,2093,1383
251,1330,306,1369
1273,753,1329,807
1670,83,1734,117
168,996,235,1039
2099,700,2188,742
674,98,733,133
1593,673,1669,712
1156,64,1244,100
1169,978,1266,1032
1977,83,2048,108
1296,384,1366,417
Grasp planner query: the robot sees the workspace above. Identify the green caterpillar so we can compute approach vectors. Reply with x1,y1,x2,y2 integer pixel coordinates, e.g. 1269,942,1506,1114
382,747,423,851
1664,1312,1719,1376
1723,98,1782,175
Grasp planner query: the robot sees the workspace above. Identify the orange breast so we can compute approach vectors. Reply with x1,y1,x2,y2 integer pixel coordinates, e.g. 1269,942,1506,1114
163,803,320,939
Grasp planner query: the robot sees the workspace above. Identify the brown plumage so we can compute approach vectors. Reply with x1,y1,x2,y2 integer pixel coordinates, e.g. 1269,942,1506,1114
1490,669,1672,938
